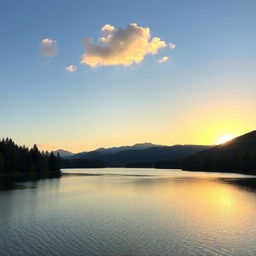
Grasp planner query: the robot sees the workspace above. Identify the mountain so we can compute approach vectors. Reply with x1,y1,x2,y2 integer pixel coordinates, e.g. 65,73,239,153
71,143,163,159
95,142,160,153
53,149,74,158
183,130,256,174
71,144,211,166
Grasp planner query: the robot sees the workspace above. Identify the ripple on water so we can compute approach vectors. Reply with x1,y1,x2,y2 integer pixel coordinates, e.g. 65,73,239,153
1,168,256,256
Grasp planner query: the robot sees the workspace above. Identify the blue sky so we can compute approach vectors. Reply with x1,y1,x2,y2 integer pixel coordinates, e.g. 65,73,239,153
0,0,256,152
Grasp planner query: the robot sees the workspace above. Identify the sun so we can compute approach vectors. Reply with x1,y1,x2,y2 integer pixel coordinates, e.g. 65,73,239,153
216,134,236,145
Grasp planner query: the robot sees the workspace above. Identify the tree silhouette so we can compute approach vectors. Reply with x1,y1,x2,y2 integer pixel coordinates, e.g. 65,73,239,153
0,138,61,181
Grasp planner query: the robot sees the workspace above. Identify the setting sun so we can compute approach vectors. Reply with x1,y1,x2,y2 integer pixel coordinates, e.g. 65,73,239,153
216,135,236,145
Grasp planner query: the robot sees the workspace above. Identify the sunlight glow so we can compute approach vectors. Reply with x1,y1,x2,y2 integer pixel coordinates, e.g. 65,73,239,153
216,135,236,145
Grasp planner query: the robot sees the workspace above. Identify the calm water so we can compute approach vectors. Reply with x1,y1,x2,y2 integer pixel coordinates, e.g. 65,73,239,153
1,168,256,256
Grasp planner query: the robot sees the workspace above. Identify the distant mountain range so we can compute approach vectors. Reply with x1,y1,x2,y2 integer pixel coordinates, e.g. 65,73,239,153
54,143,162,158
57,130,256,174
98,145,212,166
56,143,211,167
70,143,164,160
183,130,256,174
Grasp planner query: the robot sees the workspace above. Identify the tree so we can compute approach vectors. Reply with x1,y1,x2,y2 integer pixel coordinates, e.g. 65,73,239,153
0,153,4,174
0,138,61,181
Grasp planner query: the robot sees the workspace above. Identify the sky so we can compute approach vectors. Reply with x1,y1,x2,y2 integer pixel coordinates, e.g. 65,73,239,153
0,0,256,152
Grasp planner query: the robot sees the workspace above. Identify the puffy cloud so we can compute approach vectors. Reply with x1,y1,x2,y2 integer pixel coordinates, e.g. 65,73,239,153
169,43,176,49
101,24,115,33
81,23,167,67
40,38,58,57
65,65,77,72
158,56,169,63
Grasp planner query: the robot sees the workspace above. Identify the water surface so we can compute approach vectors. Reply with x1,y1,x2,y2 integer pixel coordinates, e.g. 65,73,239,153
1,168,256,256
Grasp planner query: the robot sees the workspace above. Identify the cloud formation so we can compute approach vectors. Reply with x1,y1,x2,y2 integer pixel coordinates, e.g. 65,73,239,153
101,24,115,33
65,65,77,72
169,43,176,49
40,38,58,57
81,23,167,67
158,56,169,63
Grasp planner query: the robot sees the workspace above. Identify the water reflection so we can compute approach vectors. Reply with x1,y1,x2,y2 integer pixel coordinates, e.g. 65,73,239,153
0,169,256,256
221,177,256,192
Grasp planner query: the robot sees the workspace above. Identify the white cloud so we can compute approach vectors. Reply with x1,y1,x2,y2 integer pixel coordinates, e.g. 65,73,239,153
158,56,169,63
81,23,167,67
65,65,77,72
169,43,176,49
40,38,58,57
101,24,115,33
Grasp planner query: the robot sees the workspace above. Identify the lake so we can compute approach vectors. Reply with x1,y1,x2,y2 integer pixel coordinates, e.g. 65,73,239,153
1,168,256,256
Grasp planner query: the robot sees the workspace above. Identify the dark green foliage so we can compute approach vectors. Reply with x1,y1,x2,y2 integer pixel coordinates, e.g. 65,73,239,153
0,153,4,172
155,159,183,169
183,131,256,174
61,159,106,168
49,152,61,172
0,138,61,181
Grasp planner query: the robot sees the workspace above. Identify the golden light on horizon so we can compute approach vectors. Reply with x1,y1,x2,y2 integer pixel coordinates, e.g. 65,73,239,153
216,134,236,145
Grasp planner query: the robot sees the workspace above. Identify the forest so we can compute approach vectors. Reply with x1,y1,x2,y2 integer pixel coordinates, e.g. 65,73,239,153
0,138,61,182
61,158,105,168
182,131,256,174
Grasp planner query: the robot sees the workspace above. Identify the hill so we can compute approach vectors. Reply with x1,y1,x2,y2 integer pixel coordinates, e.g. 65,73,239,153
183,131,256,174
71,145,211,166
70,143,164,159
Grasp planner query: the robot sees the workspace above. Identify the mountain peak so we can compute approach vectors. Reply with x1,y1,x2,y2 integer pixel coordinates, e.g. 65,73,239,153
53,149,74,158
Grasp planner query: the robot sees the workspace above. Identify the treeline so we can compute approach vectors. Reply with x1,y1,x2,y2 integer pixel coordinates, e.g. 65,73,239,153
155,131,256,175
126,162,155,168
0,138,61,181
182,131,256,174
183,145,256,174
61,159,106,168
125,159,183,169
155,159,183,169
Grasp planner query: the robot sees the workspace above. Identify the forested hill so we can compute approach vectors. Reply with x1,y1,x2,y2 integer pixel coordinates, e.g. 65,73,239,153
183,131,256,174
69,145,211,167
0,138,61,182
69,143,163,159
